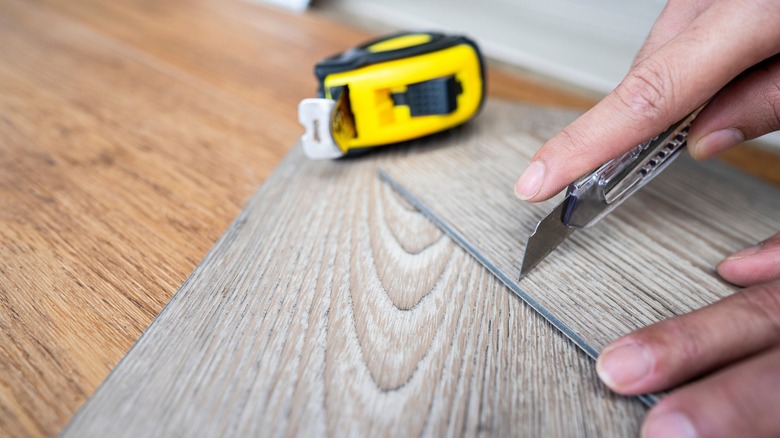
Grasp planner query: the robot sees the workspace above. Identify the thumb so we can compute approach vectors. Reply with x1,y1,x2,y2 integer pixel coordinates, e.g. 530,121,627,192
718,232,780,287
514,1,780,202
689,55,780,159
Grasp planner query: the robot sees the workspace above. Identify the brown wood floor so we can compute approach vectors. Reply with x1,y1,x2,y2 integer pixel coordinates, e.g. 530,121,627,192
0,0,776,436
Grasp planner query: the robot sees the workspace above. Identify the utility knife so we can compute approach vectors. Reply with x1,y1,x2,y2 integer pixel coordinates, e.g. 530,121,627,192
519,107,705,278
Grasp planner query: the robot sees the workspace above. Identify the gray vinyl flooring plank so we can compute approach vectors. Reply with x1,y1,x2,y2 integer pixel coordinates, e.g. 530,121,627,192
62,109,647,436
380,100,780,404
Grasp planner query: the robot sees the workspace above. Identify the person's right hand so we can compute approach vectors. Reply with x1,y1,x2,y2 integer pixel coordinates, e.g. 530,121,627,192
514,0,780,202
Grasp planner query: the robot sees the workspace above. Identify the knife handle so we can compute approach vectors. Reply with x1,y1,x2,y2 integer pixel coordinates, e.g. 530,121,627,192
563,106,704,228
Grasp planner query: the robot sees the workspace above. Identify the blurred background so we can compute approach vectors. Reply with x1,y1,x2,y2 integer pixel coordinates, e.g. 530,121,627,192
324,0,665,94
267,0,780,148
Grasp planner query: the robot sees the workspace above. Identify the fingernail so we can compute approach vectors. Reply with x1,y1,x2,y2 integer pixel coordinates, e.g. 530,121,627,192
515,160,545,200
642,411,697,438
691,128,744,159
724,243,762,261
596,342,653,389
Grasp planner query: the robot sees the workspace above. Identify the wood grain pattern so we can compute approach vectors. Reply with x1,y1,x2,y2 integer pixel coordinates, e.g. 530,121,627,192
381,100,780,389
0,0,296,434
1,0,613,434
3,0,779,435
63,143,646,436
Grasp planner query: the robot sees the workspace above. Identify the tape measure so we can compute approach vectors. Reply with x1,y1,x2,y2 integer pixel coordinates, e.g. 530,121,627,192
298,31,486,159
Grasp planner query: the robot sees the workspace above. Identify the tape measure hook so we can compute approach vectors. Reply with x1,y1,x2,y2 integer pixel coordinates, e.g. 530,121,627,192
298,98,344,159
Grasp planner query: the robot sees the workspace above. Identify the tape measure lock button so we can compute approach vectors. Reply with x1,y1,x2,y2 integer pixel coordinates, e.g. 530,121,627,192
391,75,463,117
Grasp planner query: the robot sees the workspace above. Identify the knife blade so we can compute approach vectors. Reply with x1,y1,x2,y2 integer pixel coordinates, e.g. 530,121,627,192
519,106,705,278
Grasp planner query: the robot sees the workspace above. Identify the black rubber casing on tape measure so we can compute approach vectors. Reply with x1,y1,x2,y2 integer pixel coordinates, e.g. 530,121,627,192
314,31,486,115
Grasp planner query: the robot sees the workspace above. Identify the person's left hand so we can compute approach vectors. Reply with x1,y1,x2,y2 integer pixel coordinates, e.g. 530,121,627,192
596,232,780,437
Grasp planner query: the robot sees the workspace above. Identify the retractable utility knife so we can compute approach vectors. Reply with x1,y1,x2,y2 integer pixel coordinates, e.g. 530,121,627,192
519,106,705,278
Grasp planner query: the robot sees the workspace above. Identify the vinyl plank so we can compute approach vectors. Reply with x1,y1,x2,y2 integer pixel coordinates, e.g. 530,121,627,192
1,0,601,435
380,100,780,399
63,142,645,436
5,0,774,434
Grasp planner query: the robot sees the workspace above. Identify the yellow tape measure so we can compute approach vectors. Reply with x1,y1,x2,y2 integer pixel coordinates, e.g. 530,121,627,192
298,31,485,159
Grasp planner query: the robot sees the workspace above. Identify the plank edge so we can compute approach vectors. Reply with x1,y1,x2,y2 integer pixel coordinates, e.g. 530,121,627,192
377,168,658,407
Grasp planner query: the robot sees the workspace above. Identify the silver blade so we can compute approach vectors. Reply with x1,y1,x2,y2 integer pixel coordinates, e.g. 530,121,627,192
519,198,576,278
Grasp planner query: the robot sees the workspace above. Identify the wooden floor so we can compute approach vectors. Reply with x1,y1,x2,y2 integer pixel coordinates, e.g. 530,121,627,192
381,101,780,393
62,125,646,437
0,0,777,436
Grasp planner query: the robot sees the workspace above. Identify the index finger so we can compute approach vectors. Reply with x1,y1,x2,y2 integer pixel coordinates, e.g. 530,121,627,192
514,0,780,202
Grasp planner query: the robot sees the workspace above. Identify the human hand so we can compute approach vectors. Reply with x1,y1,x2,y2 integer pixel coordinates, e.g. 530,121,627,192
512,2,780,434
514,0,780,202
595,233,780,437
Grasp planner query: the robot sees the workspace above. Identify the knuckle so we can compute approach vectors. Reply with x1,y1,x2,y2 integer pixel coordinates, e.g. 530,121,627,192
664,317,704,366
637,316,704,374
554,126,580,155
614,59,672,124
762,63,780,130
739,282,780,340
553,121,604,161
742,59,780,135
